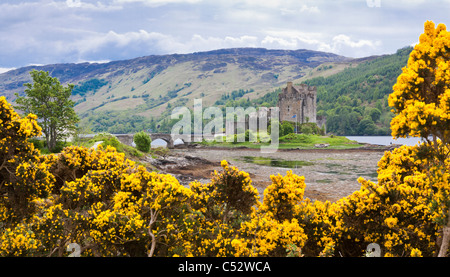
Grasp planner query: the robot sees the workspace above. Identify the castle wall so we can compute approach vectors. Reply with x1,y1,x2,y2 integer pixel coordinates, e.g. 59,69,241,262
303,91,317,124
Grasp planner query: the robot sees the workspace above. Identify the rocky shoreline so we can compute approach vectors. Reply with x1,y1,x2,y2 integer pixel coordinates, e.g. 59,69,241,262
148,144,393,202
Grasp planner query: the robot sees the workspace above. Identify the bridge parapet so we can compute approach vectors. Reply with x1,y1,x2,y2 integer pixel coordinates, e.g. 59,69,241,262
113,134,134,146
110,133,212,149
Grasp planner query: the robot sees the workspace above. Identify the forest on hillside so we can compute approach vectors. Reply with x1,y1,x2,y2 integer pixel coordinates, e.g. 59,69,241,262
247,47,413,136
305,46,413,135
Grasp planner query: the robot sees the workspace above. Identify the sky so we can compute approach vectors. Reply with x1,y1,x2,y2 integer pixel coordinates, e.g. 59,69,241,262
1,0,449,73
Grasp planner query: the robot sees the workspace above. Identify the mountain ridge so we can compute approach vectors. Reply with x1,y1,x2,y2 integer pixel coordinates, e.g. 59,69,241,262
0,47,380,133
0,47,352,99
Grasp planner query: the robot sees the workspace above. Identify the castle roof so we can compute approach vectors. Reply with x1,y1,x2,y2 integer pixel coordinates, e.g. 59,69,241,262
281,82,316,97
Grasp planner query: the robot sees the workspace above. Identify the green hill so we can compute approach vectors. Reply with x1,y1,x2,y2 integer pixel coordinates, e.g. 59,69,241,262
243,47,412,136
304,46,413,135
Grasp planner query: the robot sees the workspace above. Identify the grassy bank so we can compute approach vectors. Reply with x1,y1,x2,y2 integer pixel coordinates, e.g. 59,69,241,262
199,133,364,150
30,133,147,159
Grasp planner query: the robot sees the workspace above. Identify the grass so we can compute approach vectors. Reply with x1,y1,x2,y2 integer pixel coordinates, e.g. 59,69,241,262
31,133,147,159
236,156,315,168
277,133,362,149
200,133,363,150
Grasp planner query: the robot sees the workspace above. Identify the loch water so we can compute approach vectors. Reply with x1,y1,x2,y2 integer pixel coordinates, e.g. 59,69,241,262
345,136,425,146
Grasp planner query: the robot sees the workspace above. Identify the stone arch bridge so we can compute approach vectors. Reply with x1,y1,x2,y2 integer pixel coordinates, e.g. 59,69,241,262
113,133,213,149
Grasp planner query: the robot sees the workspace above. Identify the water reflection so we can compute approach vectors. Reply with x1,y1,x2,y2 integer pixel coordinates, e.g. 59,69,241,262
239,156,314,168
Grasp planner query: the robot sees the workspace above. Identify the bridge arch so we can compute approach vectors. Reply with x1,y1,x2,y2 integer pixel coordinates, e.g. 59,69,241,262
151,138,169,148
173,138,185,146
150,134,174,148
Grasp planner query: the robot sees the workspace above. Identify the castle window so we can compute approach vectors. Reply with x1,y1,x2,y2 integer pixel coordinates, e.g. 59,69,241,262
288,105,290,112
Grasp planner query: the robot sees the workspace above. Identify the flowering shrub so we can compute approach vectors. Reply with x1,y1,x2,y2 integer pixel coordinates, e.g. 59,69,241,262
0,223,41,256
389,21,450,144
388,20,450,256
261,171,305,221
233,213,307,257
0,96,54,222
1,93,449,257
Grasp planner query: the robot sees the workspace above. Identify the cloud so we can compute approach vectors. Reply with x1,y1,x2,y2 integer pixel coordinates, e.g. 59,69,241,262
0,67,15,74
65,0,122,10
71,29,260,57
330,34,381,57
113,0,203,7
260,29,381,57
66,0,82,8
262,29,326,50
332,34,380,49
0,0,449,67
261,36,298,49
70,30,170,55
300,4,320,13
59,27,383,61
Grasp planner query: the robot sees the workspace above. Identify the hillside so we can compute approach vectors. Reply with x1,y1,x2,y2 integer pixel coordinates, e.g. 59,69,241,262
243,47,412,136
305,46,413,135
0,48,360,133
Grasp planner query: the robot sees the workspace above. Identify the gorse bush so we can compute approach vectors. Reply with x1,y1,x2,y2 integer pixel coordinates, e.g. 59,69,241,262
0,93,449,257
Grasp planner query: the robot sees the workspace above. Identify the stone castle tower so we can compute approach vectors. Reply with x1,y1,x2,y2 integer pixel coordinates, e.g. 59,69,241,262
278,82,317,124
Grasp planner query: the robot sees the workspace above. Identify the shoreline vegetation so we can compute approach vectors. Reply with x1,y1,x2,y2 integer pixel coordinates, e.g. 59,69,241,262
196,133,399,151
31,132,399,159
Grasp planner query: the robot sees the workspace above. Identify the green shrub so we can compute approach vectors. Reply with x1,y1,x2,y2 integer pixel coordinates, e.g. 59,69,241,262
90,133,124,152
279,133,313,144
134,131,151,152
28,138,70,153
28,138,45,150
281,121,294,136
50,141,70,153
123,144,143,158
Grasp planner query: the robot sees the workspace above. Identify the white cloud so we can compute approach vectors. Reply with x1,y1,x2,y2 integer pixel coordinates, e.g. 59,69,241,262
260,29,381,57
66,0,82,8
262,29,330,51
329,34,382,57
299,4,320,13
72,30,167,53
113,0,203,7
64,0,122,11
332,34,379,49
77,59,111,64
0,67,15,74
0,0,448,67
61,29,259,60
262,36,298,49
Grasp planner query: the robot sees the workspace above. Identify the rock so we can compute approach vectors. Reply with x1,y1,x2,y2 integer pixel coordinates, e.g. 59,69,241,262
90,141,103,149
314,143,330,148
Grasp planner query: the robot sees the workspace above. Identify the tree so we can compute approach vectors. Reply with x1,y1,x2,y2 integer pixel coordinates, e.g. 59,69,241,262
15,70,79,152
134,131,151,152
389,20,450,256
369,108,381,122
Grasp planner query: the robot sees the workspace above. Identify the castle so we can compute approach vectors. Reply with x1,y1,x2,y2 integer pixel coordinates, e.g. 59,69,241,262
225,82,326,135
278,82,317,124
277,82,326,132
